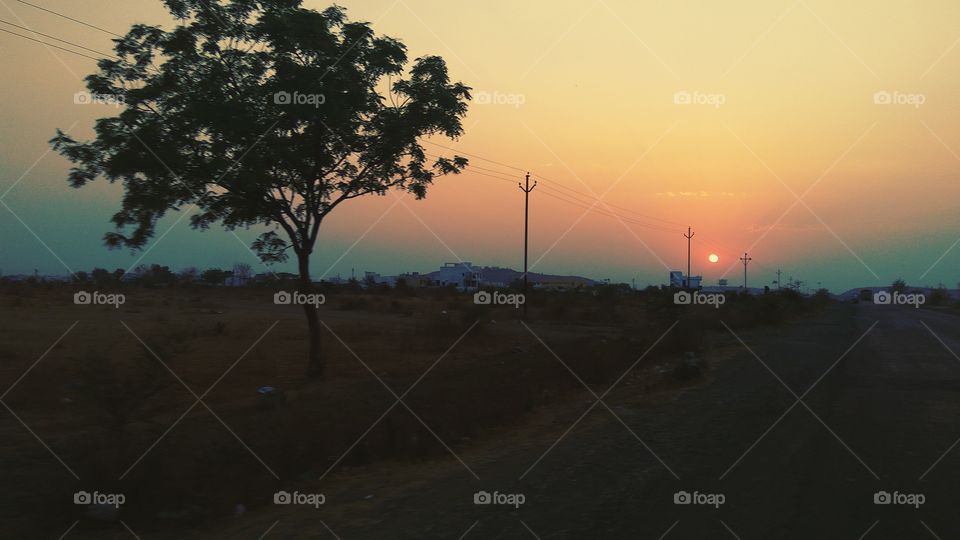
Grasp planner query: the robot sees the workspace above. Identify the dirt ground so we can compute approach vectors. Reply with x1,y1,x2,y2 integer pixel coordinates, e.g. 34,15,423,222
0,285,713,538
176,302,960,539
7,287,948,539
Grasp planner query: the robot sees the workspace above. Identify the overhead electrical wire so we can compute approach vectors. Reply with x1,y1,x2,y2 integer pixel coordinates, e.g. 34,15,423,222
423,140,686,228
0,19,117,58
424,149,683,234
0,26,105,61
422,140,527,173
16,0,123,37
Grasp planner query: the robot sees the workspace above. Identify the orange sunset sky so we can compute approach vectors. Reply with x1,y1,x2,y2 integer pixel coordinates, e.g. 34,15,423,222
1,0,959,290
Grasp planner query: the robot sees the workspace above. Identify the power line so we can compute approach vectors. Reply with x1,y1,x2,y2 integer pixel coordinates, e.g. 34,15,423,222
464,168,516,185
463,161,521,180
538,186,679,232
538,179,685,227
445,154,682,234
424,152,518,181
427,139,685,227
425,140,685,227
16,0,123,37
424,147,686,230
0,19,117,59
467,170,680,234
422,140,527,173
533,173,685,227
0,27,105,61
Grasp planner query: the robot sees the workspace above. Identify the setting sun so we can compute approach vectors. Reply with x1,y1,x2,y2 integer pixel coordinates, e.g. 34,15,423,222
709,254,720,264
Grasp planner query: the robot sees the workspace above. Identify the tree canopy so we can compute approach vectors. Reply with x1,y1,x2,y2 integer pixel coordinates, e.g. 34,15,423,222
51,0,471,265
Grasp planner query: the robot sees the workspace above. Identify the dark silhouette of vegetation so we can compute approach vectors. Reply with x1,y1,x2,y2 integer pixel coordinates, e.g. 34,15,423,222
51,0,471,376
200,267,229,286
892,278,908,294
929,286,951,306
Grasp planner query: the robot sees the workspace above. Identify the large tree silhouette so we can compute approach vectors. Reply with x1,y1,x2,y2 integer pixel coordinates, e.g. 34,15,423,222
52,0,470,376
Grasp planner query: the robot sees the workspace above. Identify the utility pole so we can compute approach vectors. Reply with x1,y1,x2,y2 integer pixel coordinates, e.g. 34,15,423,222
683,226,695,290
776,269,782,290
740,252,752,290
519,172,537,317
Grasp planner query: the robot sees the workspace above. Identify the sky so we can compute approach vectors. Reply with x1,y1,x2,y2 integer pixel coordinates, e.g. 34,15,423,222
1,0,959,291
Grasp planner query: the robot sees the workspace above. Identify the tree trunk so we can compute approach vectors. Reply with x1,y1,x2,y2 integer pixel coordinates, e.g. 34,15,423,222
298,252,324,377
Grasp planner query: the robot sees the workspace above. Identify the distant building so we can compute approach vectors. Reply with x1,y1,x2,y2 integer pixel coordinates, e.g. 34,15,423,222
397,272,432,288
669,271,702,289
434,262,481,291
362,271,397,287
718,279,728,287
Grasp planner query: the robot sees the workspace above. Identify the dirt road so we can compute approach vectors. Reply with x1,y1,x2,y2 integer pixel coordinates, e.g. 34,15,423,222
185,303,960,539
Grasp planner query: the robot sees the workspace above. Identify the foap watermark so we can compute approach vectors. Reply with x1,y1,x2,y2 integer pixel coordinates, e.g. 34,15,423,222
73,91,124,107
474,290,525,309
74,290,125,309
874,490,925,509
274,291,325,309
274,490,325,508
873,291,925,308
274,91,326,108
674,490,725,508
674,90,726,108
873,91,925,109
74,490,126,508
473,490,526,509
474,90,526,108
674,290,725,309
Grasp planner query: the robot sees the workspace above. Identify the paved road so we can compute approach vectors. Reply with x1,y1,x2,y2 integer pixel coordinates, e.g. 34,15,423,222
192,303,960,539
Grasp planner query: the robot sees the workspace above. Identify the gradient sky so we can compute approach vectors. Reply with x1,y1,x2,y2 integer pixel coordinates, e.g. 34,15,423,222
1,0,959,291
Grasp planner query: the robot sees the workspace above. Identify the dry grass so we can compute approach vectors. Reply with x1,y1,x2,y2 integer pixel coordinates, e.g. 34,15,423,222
0,282,822,536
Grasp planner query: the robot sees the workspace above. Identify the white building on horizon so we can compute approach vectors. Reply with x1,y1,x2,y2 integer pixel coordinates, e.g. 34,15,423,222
435,262,482,291
669,270,702,289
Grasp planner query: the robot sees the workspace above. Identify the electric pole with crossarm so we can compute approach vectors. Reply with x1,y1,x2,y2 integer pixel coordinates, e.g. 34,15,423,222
740,252,752,290
683,227,695,289
519,172,537,317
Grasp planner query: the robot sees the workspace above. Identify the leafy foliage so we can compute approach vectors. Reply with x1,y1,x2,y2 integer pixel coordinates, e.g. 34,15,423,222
51,0,471,264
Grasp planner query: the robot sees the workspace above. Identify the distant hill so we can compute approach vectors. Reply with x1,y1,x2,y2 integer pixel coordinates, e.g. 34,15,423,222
833,286,960,301
425,266,598,287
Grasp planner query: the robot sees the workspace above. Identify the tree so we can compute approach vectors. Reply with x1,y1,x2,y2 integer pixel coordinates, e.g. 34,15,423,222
178,266,200,285
128,263,175,287
892,278,908,294
201,268,229,286
51,1,471,376
91,267,113,286
929,285,951,306
232,262,253,285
